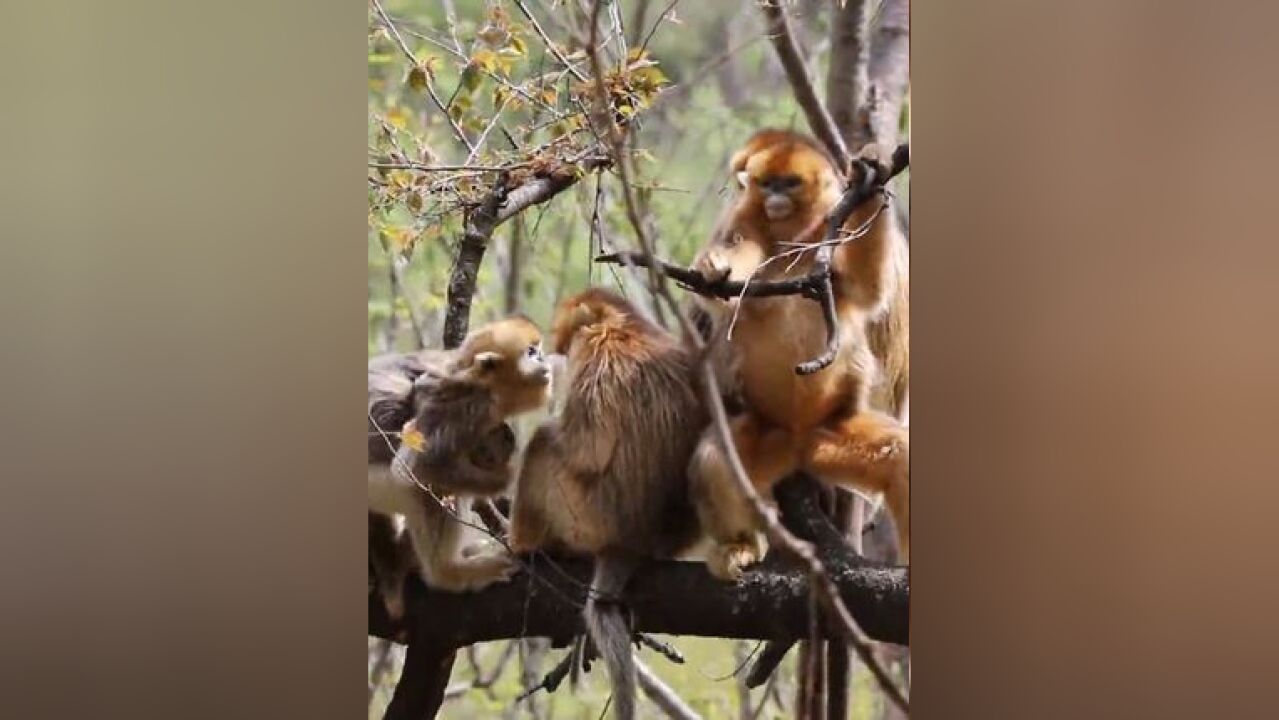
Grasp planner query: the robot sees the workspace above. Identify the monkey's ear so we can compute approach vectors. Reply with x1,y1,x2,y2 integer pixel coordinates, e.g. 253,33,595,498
473,351,503,373
735,170,749,189
729,148,750,172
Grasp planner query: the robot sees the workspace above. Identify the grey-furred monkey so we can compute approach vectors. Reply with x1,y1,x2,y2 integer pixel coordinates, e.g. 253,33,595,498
367,316,552,617
509,288,707,720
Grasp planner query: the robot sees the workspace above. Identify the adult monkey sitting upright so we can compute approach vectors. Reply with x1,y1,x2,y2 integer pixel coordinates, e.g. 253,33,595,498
688,128,910,578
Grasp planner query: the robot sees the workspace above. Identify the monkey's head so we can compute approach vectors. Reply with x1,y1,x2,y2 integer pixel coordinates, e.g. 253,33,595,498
550,288,658,356
450,315,553,416
731,129,840,222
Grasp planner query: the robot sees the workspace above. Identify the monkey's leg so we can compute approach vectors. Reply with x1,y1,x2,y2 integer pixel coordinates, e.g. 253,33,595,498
804,412,910,564
403,494,516,592
368,511,409,621
690,415,798,580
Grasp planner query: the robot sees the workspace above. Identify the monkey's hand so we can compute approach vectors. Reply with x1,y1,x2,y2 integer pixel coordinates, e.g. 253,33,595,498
697,249,733,285
431,549,518,593
705,535,768,582
854,142,897,182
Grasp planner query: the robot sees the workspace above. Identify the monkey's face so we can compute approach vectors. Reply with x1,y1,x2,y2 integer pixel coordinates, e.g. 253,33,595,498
742,147,833,222
459,317,553,415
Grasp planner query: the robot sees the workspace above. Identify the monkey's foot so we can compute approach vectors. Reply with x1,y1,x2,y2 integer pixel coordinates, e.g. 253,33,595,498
707,540,765,582
459,538,504,559
427,552,517,593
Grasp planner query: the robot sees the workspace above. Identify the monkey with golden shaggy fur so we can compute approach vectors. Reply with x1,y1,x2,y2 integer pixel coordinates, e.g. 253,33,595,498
510,288,707,720
689,129,910,579
367,316,552,615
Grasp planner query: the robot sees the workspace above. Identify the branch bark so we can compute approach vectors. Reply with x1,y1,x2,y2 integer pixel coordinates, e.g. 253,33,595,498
440,157,608,347
826,0,873,151
758,0,850,169
371,548,908,649
868,0,910,144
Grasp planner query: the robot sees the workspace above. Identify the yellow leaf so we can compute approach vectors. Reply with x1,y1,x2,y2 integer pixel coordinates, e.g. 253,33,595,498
509,35,527,56
539,86,558,105
400,420,427,451
385,105,409,129
407,65,428,91
381,226,416,253
471,48,498,74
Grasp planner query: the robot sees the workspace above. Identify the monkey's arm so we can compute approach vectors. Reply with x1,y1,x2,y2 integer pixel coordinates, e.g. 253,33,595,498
831,143,905,314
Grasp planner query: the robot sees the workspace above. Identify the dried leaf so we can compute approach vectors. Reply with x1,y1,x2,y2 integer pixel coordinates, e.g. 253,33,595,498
400,420,427,451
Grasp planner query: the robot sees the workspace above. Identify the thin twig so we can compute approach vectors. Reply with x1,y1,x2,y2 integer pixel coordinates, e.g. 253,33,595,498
370,0,475,155
513,0,589,82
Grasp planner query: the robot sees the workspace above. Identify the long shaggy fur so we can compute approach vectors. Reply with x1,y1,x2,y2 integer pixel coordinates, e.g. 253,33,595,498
510,288,707,720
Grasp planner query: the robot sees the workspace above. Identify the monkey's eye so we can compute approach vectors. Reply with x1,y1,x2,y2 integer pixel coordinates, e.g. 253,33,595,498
526,344,541,359
776,175,802,189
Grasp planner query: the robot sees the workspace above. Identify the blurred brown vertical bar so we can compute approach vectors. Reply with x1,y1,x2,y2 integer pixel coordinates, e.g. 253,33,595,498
913,1,1279,718
0,1,366,718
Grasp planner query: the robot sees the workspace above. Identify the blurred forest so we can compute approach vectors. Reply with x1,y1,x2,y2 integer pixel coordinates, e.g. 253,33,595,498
368,1,909,718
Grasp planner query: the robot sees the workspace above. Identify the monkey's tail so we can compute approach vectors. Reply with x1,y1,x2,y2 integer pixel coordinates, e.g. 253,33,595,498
585,553,640,720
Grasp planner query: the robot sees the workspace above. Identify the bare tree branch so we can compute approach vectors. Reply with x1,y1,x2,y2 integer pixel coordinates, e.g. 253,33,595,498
371,539,907,650
826,0,873,151
513,0,589,82
757,0,850,168
637,658,703,720
868,0,910,144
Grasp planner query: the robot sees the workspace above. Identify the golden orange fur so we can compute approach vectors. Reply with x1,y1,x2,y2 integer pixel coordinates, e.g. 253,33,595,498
689,129,911,575
511,289,706,720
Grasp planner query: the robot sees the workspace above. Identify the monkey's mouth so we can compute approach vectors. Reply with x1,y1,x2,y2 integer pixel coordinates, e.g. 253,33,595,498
764,195,795,220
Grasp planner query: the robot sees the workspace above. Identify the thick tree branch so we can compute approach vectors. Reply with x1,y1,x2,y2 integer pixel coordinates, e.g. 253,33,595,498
371,474,907,652
826,0,873,151
439,155,609,347
868,0,910,144
371,553,907,648
758,0,850,169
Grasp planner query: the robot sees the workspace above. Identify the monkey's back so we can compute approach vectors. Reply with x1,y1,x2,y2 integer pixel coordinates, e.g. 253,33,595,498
563,340,706,558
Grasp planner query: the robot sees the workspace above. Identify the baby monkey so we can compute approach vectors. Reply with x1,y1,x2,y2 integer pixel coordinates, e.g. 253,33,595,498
367,316,552,617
